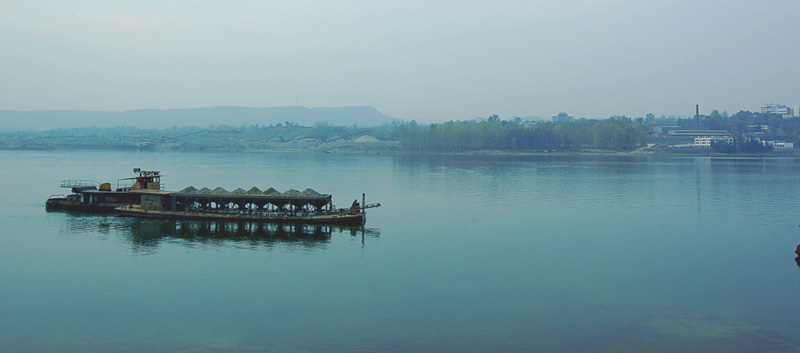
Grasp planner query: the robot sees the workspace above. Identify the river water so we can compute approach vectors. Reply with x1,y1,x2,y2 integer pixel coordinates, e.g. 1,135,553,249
2,150,800,352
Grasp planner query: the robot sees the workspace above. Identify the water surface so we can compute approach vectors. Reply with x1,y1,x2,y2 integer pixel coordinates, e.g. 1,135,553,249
2,150,799,352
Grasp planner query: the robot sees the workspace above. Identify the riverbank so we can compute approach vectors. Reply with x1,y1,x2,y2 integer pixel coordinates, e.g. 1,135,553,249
4,135,799,157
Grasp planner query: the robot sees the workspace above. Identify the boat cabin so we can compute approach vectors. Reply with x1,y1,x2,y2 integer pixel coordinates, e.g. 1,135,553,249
119,168,162,191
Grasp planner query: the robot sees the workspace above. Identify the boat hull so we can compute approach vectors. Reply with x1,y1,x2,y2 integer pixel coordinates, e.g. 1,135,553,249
114,207,366,226
45,198,125,212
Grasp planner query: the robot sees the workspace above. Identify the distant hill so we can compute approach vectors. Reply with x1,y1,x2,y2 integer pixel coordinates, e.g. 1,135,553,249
0,106,395,131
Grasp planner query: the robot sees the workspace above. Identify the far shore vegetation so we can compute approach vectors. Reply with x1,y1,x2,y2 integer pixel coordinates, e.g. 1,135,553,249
2,110,799,155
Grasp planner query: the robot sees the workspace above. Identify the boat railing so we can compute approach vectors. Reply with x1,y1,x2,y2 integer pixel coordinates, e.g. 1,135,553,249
116,179,165,191
117,179,134,191
48,194,66,200
183,205,337,217
61,180,99,188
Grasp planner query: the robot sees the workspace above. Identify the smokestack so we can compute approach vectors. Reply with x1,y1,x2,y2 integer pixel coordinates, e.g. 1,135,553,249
695,104,700,130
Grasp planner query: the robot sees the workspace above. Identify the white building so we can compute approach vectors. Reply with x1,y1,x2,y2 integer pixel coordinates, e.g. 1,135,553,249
694,136,734,148
764,140,795,149
761,103,794,118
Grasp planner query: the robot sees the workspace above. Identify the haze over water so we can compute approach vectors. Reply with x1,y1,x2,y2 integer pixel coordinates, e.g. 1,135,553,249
2,150,800,352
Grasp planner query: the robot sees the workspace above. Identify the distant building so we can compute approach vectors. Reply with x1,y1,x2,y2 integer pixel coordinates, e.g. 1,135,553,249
745,125,769,137
763,140,795,149
651,125,683,136
695,136,796,150
745,124,769,132
694,136,734,148
551,112,574,124
669,130,729,137
761,103,794,118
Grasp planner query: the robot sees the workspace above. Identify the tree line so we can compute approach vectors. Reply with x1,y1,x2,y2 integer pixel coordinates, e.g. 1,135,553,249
393,116,647,151
4,110,797,153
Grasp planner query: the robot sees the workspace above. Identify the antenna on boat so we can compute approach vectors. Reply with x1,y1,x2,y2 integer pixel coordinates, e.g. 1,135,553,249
362,193,365,214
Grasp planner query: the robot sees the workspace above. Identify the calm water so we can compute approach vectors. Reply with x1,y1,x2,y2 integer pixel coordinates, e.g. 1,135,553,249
2,150,800,352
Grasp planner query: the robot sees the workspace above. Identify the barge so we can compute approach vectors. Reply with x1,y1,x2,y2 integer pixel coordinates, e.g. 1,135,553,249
47,169,380,226
115,186,379,226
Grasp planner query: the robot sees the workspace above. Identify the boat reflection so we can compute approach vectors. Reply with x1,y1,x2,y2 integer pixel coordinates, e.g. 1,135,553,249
130,218,366,241
57,212,379,253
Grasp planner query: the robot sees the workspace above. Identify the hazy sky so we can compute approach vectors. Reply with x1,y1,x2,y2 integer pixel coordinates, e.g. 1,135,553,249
2,0,798,122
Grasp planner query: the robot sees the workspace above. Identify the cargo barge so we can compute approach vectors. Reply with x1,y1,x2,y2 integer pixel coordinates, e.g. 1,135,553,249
115,187,379,226
46,169,379,226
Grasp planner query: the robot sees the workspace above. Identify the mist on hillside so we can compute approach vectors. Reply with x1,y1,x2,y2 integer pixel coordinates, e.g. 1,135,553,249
0,106,394,131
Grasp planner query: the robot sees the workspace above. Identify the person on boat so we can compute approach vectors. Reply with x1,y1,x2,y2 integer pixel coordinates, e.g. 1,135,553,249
349,199,360,214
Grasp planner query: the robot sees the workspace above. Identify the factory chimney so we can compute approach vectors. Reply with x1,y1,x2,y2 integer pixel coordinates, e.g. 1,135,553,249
695,104,700,130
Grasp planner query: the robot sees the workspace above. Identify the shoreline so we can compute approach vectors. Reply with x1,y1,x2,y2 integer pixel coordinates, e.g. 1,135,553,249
4,144,800,157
